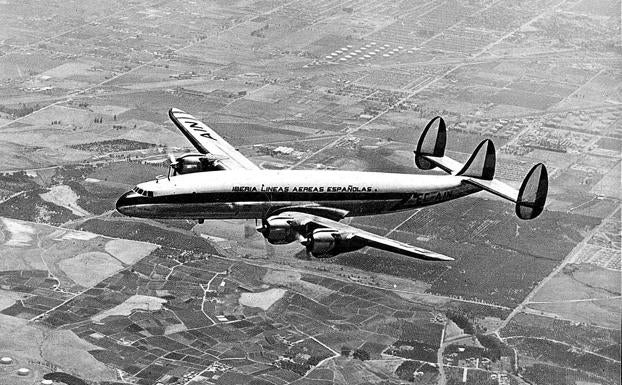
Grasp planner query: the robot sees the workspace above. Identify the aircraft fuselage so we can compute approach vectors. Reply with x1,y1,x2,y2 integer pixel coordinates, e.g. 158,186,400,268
116,170,480,220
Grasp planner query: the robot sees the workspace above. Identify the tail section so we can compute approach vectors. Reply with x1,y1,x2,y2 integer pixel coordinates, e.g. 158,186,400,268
414,116,464,173
516,163,548,220
456,139,495,180
415,116,548,220
415,116,446,170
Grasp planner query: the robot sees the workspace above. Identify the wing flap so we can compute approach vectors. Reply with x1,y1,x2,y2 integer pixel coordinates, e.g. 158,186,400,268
353,231,454,261
285,211,454,261
169,108,259,170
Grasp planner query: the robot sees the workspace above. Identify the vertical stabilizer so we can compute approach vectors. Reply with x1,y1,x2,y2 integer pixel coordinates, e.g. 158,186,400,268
415,116,446,170
415,116,548,220
456,139,496,180
516,163,548,220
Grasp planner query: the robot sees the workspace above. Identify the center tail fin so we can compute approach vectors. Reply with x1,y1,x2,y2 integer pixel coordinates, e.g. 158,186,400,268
455,139,495,180
415,116,549,220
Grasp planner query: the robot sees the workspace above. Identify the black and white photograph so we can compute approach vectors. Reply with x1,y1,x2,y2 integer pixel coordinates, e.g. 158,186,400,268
0,0,620,384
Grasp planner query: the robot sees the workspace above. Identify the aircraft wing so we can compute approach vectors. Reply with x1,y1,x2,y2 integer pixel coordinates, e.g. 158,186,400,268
168,108,259,170
282,211,454,261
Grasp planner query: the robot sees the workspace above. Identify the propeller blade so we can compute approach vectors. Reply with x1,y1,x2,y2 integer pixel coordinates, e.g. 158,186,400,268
168,153,177,165
299,234,310,246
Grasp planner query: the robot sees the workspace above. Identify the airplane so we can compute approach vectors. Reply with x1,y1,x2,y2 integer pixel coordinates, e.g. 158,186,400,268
116,108,548,262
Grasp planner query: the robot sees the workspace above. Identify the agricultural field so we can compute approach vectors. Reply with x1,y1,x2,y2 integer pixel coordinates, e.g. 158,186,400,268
527,298,620,329
500,313,621,361
511,337,620,384
331,196,601,308
531,264,620,303
0,217,157,322
27,245,470,384
0,0,619,383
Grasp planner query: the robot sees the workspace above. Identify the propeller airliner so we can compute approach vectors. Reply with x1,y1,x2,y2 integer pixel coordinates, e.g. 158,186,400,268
116,109,548,261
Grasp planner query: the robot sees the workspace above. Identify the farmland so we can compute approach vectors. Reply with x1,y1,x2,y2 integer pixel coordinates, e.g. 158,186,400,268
0,0,619,383
331,197,601,308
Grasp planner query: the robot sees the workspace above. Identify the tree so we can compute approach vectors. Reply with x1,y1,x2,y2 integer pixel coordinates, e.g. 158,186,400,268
353,349,369,361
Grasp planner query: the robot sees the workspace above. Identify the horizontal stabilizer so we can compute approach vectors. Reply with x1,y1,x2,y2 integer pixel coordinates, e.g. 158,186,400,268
465,163,548,220
465,178,518,202
421,155,463,174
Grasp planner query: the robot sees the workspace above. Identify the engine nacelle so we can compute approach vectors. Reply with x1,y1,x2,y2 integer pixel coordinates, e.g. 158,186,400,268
258,217,298,245
304,228,365,258
170,153,224,175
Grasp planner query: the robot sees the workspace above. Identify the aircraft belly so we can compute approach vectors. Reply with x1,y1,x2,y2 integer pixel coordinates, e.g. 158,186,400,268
128,203,250,219
130,199,406,219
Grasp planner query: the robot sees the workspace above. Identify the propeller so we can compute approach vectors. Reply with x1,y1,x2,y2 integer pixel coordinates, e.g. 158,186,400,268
299,234,310,246
298,233,314,259
166,154,179,180
168,153,178,167
256,218,268,236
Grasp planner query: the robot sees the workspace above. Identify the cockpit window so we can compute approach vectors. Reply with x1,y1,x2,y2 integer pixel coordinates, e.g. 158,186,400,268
132,187,153,197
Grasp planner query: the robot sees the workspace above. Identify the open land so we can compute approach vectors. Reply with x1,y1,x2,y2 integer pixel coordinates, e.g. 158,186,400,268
0,0,619,384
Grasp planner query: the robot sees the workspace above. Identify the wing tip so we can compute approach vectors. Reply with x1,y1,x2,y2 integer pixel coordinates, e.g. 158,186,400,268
169,107,185,115
418,251,453,261
410,247,454,261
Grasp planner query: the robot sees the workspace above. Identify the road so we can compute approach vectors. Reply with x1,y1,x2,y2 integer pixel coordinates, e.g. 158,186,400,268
496,207,621,333
0,0,302,130
503,336,620,363
437,325,447,385
199,278,219,325
288,0,583,173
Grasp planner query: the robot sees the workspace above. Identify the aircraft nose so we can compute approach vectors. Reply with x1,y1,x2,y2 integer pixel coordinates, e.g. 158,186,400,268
116,191,134,216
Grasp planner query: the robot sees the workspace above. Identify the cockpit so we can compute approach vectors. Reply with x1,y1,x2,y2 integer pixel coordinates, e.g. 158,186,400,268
132,186,154,197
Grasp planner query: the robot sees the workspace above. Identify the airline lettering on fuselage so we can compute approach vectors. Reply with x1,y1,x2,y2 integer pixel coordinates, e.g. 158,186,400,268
184,119,216,141
409,190,456,205
231,185,373,193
